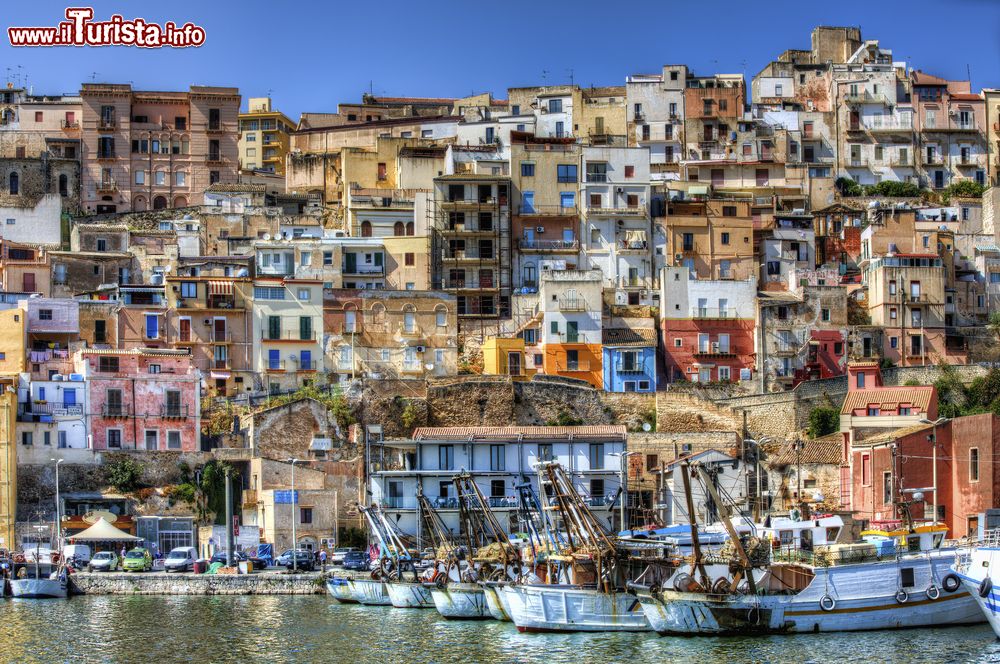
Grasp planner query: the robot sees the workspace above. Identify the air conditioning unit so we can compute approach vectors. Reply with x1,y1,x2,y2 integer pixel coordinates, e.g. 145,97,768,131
712,342,720,352
415,346,426,353
536,226,545,233
616,187,624,194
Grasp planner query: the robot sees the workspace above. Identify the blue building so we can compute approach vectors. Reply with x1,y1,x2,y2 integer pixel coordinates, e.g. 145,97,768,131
602,327,657,392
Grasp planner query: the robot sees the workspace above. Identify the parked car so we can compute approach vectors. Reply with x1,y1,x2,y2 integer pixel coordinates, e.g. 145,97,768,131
342,550,370,572
88,551,119,572
275,549,315,571
209,550,268,569
122,547,153,572
330,547,359,565
164,547,198,573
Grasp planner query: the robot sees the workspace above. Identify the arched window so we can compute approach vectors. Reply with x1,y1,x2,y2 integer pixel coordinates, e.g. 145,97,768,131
133,196,147,212
172,196,187,208
344,303,359,334
8,172,18,195
393,221,405,236
523,264,537,288
402,304,416,334
371,303,387,329
406,221,415,236
434,305,448,328
153,195,167,210
361,220,373,237
181,138,190,155
58,174,68,196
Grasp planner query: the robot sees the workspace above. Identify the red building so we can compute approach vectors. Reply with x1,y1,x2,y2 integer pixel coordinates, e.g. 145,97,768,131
78,348,200,452
795,329,847,384
848,414,1000,538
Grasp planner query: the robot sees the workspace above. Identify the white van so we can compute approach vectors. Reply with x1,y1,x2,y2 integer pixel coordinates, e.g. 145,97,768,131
62,544,91,564
164,546,198,573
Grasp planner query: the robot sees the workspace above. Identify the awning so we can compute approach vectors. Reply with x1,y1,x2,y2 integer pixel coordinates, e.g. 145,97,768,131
689,185,709,195
210,371,231,379
624,230,647,244
208,280,233,296
67,517,141,542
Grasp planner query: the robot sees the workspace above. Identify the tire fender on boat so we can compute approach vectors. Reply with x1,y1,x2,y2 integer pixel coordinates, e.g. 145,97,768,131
979,577,993,599
895,589,909,604
926,584,941,600
942,574,961,593
819,594,836,611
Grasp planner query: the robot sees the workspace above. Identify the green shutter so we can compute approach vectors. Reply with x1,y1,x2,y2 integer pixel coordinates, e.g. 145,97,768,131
268,316,280,340
300,316,312,341
550,321,558,334
374,252,383,267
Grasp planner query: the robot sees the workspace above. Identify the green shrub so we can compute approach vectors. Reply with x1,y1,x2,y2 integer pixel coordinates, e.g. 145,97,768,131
807,407,840,438
107,456,144,493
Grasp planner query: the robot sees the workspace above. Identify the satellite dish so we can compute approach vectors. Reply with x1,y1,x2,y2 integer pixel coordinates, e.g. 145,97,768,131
641,422,652,432
811,492,824,503
912,491,925,502
424,363,434,371
262,233,271,241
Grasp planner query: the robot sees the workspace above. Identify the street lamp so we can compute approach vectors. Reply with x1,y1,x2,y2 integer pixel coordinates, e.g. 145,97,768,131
51,459,64,549
919,417,949,524
286,458,300,572
614,452,638,532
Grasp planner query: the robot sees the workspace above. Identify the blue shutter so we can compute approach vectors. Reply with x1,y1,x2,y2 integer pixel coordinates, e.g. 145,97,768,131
146,314,158,339
268,349,280,370
300,350,312,371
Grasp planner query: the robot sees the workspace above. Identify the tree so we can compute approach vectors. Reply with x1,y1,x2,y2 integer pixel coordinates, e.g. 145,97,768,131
808,407,840,438
941,180,986,204
836,177,863,197
863,181,921,198
989,311,1000,341
107,456,144,493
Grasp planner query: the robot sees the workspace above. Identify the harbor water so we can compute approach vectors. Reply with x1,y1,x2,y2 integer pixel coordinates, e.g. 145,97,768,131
2,595,1000,663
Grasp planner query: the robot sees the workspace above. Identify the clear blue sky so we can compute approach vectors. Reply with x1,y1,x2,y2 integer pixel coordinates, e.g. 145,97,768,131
3,0,1000,120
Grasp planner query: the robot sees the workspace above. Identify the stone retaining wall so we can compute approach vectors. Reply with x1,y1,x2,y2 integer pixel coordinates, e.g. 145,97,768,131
70,572,325,595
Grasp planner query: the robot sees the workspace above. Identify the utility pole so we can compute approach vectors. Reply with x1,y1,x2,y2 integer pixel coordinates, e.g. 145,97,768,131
288,458,299,571
51,459,64,548
224,467,234,567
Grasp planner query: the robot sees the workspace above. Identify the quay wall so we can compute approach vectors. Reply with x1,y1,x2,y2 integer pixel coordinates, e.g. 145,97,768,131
70,572,326,595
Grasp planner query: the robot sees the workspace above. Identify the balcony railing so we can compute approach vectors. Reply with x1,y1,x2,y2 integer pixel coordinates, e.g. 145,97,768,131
615,361,646,374
98,118,116,130
442,250,495,261
263,330,316,342
558,297,587,312
693,345,733,356
96,151,116,161
266,360,287,372
844,92,891,106
341,265,385,276
519,238,579,251
207,122,224,133
587,206,645,216
96,178,117,193
556,360,592,372
401,361,423,373
60,120,80,129
102,405,129,418
690,307,736,319
585,173,609,183
206,154,227,165
488,496,518,508
617,240,648,253
17,402,83,420
161,405,190,419
517,205,577,216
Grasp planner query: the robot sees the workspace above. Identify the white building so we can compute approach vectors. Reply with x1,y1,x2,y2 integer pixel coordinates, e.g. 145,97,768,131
539,269,603,346
0,193,63,247
370,426,628,535
656,449,749,525
659,266,758,321
16,372,88,450
626,65,687,167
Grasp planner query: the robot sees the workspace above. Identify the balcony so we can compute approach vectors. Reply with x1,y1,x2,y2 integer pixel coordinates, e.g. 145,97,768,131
488,496,519,508
558,297,587,312
17,402,83,421
891,156,913,167
692,345,734,357
206,122,225,134
265,360,287,372
690,307,736,319
585,173,609,183
923,120,980,133
844,92,891,106
441,223,495,235
519,238,579,252
98,118,116,130
773,342,797,356
206,154,228,165
96,152,116,162
161,405,190,419
401,361,424,374
617,239,648,254
442,250,495,262
96,178,117,194
921,153,944,166
439,198,507,211
614,360,646,374
517,205,577,217
847,159,871,169
60,120,80,129
263,330,316,342
556,360,592,372
956,156,983,168
341,265,385,277
102,405,129,418
867,120,913,133
211,359,230,370
589,133,627,146
586,206,645,217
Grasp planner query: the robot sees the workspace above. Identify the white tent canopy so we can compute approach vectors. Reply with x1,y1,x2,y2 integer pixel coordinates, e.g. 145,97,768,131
67,517,141,542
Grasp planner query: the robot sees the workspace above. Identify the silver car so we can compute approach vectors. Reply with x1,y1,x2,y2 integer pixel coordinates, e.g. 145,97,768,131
88,551,119,572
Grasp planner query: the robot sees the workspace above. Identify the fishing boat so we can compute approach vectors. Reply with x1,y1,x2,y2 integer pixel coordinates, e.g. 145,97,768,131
503,462,651,632
633,460,981,635
952,528,1000,636
348,577,392,605
10,561,68,599
325,577,358,603
483,581,512,621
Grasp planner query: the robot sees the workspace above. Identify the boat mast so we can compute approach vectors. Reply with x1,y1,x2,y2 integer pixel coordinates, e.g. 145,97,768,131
680,461,711,588
695,463,757,594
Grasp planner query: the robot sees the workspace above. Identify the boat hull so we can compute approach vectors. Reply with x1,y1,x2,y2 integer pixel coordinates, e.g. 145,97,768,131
430,583,491,619
385,581,435,608
640,552,982,635
483,584,512,621
348,579,392,606
503,585,649,632
325,578,358,603
954,547,1000,637
10,578,68,599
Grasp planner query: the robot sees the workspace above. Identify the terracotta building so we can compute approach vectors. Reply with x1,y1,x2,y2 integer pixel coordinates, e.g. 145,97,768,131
79,83,240,214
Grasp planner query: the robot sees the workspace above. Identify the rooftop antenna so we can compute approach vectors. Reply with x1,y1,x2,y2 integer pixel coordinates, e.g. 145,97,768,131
567,68,574,86
90,71,99,83
967,63,972,86
541,69,549,83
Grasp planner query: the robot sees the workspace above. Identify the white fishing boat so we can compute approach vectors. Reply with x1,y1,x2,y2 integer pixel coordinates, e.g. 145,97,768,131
430,582,491,618
483,582,512,621
503,584,648,632
348,578,392,605
10,562,68,599
385,581,435,608
953,529,1000,636
325,577,358,603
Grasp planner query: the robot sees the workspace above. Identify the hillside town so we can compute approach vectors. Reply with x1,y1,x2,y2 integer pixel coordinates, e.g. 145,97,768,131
3,24,1000,587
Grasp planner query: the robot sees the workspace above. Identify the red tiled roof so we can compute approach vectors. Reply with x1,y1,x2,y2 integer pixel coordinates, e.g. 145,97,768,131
413,426,626,441
841,386,935,414
602,327,656,347
949,93,982,101
911,70,950,86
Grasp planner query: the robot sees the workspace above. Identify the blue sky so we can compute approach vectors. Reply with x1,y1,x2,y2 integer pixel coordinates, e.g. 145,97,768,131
2,0,1000,120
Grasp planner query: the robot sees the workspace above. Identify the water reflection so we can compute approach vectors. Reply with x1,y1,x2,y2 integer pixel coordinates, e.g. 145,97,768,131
1,596,999,663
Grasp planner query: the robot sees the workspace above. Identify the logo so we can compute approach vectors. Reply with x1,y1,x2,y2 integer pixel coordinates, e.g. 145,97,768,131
8,8,206,48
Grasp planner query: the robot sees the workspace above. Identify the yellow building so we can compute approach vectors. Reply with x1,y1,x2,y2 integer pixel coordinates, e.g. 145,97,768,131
482,337,533,379
239,97,295,175
0,308,25,548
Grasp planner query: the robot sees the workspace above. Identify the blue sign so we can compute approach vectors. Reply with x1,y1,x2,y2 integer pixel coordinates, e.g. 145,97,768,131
274,490,299,504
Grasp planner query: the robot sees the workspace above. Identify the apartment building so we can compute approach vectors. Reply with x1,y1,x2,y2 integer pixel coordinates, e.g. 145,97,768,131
323,289,457,379
0,241,50,296
79,83,240,213
626,65,687,169
238,97,294,174
346,187,429,290
251,277,324,392
510,135,582,290
78,347,200,452
539,269,603,387
682,73,745,163
579,146,653,304
602,323,657,392
760,213,817,290
660,198,756,281
507,86,576,140
910,71,987,190
659,266,756,384
430,174,512,319
0,88,82,162
370,426,627,535
984,89,1000,185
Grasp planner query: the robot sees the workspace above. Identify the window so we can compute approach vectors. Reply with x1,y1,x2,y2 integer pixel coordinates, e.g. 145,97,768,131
590,478,605,501
971,448,980,482
882,472,893,505
21,432,32,446
521,162,535,177
166,431,181,450
8,172,18,195
438,445,454,471
99,357,120,373
180,282,197,298
404,252,415,267
856,372,865,388
867,407,880,416
718,366,731,381
149,364,161,374
821,308,830,322
861,453,871,486
38,308,53,321
624,165,635,178
299,316,313,341
299,507,313,524
538,443,553,462
490,444,505,471
548,98,562,113
145,314,159,339
588,443,605,470
297,288,311,301
96,238,107,252
175,171,186,186
557,164,577,183
135,170,145,185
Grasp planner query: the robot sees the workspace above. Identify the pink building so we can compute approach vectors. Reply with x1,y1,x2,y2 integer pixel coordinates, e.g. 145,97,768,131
78,348,200,451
